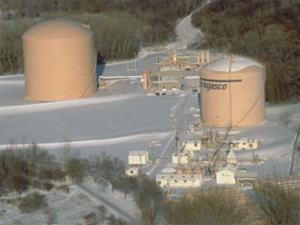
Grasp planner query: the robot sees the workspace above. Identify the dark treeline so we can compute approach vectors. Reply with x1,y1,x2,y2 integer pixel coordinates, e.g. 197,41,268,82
0,22,34,75
2,0,203,45
191,0,300,103
0,0,204,75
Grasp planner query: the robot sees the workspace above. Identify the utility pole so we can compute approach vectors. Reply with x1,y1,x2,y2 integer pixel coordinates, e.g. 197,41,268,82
289,125,300,176
188,151,191,173
126,64,129,76
151,145,154,161
175,132,181,172
134,52,137,71
155,48,159,64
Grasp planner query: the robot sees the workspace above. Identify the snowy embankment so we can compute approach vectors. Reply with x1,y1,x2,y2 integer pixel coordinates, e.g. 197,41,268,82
0,132,170,150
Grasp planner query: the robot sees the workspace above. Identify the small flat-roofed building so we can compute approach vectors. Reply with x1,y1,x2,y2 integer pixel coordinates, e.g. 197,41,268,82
172,153,189,164
181,140,201,157
150,66,182,91
216,165,238,185
156,173,202,188
128,151,149,166
235,169,258,186
230,138,261,150
125,167,140,177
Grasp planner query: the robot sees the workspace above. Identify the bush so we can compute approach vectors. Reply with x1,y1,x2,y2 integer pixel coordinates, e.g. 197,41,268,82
18,192,47,214
57,184,70,193
164,188,251,225
31,180,44,190
43,182,54,191
97,205,107,221
38,167,66,181
134,176,164,225
65,158,83,183
84,212,97,225
254,181,300,224
8,175,30,194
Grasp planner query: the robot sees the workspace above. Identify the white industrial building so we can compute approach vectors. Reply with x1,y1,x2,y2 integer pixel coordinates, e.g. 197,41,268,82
128,151,149,166
230,138,261,150
156,173,202,188
216,165,238,185
181,140,201,157
216,166,258,186
172,153,189,164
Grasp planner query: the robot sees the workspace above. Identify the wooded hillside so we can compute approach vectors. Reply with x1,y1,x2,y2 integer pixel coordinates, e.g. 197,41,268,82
191,0,300,103
0,0,204,75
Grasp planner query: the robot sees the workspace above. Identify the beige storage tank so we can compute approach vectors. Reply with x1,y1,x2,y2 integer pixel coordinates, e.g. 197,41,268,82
23,19,97,101
200,56,265,127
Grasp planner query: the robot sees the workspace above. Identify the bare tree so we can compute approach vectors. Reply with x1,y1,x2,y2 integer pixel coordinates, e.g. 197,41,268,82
65,158,83,183
134,176,164,225
60,140,71,164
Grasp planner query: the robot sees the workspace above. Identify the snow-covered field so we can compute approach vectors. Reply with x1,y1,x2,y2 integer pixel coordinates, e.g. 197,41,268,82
0,78,182,162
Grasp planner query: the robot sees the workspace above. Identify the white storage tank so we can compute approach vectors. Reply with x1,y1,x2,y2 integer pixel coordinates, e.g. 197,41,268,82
23,19,97,101
200,56,265,127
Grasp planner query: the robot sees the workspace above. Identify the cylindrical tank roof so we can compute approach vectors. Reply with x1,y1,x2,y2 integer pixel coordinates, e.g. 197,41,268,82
203,56,264,73
23,19,93,40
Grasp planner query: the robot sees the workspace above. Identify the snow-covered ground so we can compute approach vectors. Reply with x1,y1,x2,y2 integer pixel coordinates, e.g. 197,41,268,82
0,184,119,225
231,102,300,178
0,79,181,161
